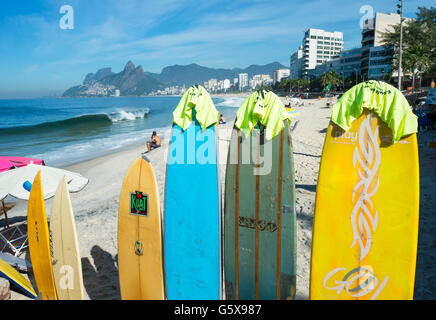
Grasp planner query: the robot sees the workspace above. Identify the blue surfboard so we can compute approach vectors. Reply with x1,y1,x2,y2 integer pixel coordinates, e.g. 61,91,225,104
164,115,222,300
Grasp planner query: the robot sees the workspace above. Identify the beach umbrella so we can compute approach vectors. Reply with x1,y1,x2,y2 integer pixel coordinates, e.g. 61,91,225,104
0,163,88,201
0,157,45,173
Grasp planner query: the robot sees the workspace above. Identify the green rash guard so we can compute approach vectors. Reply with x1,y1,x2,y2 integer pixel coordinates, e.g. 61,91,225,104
331,80,418,143
172,85,220,131
235,90,291,141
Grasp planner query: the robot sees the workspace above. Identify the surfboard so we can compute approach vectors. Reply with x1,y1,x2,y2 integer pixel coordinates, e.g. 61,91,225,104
286,108,300,117
27,170,57,300
164,118,222,300
49,176,85,300
0,253,32,272
118,155,164,300
0,256,36,298
224,121,296,300
310,110,420,300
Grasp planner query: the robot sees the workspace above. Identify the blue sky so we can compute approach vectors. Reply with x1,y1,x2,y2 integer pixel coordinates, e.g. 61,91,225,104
0,0,433,98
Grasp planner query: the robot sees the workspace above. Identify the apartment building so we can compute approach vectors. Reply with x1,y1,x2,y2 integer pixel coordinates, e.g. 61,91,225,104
273,69,290,84
238,73,249,90
361,12,412,80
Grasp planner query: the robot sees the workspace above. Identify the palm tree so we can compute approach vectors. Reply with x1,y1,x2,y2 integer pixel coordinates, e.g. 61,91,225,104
320,71,341,89
380,6,435,87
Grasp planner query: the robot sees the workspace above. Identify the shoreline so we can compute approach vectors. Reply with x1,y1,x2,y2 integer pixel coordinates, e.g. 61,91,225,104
2,94,244,170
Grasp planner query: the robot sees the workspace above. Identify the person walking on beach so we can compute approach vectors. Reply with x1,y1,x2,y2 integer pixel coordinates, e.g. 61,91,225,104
146,131,161,153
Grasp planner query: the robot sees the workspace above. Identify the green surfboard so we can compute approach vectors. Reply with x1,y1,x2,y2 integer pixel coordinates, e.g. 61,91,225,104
224,120,296,300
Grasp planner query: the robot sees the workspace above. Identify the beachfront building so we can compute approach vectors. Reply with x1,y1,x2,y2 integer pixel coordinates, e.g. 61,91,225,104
360,12,412,80
367,45,395,80
307,47,361,87
250,74,272,89
251,74,263,89
238,73,249,90
208,78,218,90
273,69,290,84
290,28,343,78
261,74,273,86
308,57,340,78
223,79,231,90
338,47,362,79
290,45,304,79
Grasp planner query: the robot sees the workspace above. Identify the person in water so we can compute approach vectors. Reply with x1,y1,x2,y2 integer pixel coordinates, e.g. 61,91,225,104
219,114,226,124
146,131,161,153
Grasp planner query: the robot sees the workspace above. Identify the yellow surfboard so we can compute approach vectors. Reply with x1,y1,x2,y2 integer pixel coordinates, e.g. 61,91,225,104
27,171,57,300
286,107,300,117
49,176,85,300
0,257,37,299
310,110,419,300
118,156,164,300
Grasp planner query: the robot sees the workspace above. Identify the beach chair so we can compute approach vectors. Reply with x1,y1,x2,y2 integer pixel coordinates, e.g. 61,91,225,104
0,223,28,257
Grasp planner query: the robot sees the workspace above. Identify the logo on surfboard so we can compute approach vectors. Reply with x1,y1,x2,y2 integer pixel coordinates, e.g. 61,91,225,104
323,114,389,299
130,191,148,217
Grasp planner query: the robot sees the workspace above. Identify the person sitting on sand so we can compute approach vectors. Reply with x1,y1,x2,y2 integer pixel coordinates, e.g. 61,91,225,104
285,96,291,108
219,114,226,124
146,131,161,153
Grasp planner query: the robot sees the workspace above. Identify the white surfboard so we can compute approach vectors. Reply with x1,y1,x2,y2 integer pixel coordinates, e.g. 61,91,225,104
49,176,85,300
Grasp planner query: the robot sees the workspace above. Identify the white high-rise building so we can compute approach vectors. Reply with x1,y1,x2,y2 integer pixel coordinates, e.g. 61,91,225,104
290,45,304,79
290,28,344,78
208,78,217,90
238,73,248,90
223,79,231,90
273,69,290,84
251,74,262,89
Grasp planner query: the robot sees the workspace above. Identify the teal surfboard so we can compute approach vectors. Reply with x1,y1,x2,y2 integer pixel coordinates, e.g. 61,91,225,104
164,115,222,300
224,120,296,300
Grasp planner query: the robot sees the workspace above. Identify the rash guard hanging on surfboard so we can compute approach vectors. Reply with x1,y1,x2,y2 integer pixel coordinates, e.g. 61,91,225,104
331,80,417,143
235,90,291,141
172,85,220,131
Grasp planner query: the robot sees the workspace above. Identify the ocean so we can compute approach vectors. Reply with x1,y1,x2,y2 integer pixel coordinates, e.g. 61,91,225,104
0,96,245,167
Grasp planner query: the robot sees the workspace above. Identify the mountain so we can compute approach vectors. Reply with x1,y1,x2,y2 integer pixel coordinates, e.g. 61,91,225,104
146,62,287,86
63,61,163,97
232,62,288,79
63,61,288,97
83,67,114,85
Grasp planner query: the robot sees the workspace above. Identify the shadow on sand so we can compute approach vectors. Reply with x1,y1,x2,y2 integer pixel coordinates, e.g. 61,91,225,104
82,246,120,300
296,184,317,193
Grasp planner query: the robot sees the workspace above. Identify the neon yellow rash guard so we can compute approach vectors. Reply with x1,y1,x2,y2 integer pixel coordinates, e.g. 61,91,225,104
331,80,417,143
235,90,291,140
172,85,219,131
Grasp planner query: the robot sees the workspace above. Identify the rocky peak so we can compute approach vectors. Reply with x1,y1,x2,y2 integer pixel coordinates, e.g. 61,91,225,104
123,61,136,74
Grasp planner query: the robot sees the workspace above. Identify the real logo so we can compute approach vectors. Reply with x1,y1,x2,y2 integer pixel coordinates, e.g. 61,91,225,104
130,191,148,217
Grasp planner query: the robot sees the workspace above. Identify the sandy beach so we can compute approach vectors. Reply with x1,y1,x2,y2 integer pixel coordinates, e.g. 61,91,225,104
4,96,436,300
